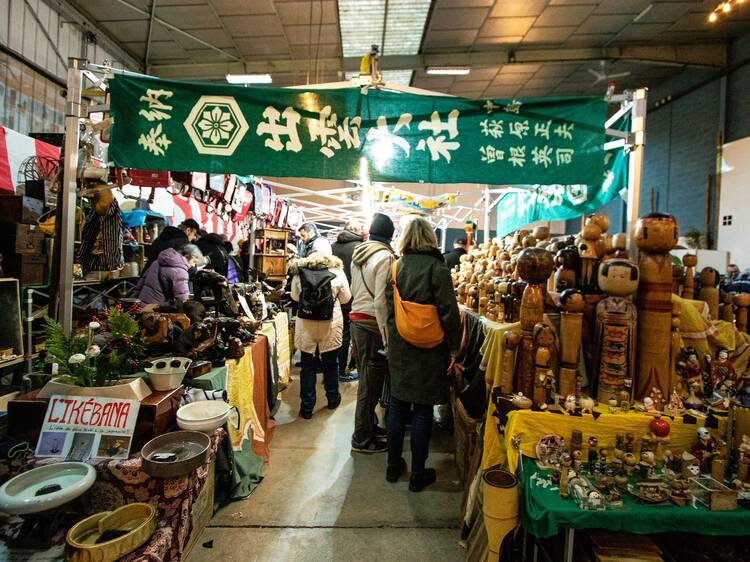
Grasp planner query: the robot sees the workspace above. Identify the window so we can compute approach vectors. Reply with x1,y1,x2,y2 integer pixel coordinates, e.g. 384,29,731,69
722,215,733,226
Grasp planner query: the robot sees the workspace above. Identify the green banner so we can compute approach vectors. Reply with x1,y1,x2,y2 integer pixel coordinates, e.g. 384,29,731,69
495,148,628,237
108,74,606,185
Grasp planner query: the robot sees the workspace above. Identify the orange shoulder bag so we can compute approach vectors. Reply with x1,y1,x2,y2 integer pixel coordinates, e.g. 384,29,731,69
391,261,444,349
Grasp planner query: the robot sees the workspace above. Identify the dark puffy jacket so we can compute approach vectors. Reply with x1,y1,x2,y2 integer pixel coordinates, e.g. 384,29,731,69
443,247,466,270
146,226,188,263
332,230,363,282
137,248,190,304
196,233,230,277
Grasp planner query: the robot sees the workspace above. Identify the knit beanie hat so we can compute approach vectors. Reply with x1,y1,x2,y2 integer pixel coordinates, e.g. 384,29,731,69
369,212,395,241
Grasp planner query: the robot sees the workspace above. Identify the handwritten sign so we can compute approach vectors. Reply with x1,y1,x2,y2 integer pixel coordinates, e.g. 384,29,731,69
36,395,140,461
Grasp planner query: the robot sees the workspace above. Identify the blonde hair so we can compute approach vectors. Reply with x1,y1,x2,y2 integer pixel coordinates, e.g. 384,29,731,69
398,215,438,255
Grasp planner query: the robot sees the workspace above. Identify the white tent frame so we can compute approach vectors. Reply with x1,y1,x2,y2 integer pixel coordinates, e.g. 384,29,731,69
55,59,645,333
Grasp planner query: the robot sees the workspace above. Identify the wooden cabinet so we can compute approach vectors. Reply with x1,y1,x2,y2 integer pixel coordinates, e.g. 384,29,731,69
254,228,289,281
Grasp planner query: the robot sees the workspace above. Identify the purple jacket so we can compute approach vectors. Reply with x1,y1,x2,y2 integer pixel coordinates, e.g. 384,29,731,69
137,248,190,304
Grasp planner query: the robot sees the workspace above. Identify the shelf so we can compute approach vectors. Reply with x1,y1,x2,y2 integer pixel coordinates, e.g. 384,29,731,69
73,276,140,286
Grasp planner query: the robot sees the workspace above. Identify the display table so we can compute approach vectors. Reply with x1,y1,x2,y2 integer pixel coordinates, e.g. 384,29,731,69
0,429,224,562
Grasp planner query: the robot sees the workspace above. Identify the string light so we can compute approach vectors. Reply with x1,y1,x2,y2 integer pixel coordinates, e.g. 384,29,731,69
708,0,745,21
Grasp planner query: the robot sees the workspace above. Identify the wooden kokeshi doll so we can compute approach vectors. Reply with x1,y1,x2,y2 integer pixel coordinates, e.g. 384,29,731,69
533,323,557,405
595,259,639,403
699,267,720,320
682,254,697,299
734,293,750,333
672,265,685,296
533,225,550,243
513,248,555,397
612,233,629,259
559,288,584,397
578,217,603,291
634,212,678,400
500,331,521,392
720,291,735,323
555,246,580,292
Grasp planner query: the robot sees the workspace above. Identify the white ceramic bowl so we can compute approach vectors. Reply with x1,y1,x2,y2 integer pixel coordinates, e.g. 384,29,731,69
176,400,232,432
0,462,96,515
144,357,192,391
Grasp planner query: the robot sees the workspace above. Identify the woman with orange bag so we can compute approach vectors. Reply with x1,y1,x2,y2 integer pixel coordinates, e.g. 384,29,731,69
385,216,461,492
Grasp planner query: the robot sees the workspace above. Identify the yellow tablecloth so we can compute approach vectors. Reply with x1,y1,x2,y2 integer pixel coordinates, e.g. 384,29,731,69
260,311,291,387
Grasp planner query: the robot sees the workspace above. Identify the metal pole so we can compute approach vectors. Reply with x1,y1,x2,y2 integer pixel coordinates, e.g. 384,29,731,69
58,58,85,335
247,215,257,279
25,289,33,374
626,88,647,258
144,0,158,73
483,185,491,244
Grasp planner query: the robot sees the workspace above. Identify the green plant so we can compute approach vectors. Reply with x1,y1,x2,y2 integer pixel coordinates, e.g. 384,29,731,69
685,229,703,249
42,317,96,386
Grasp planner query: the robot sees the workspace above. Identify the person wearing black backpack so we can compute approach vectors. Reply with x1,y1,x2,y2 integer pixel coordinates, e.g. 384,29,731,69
290,252,351,419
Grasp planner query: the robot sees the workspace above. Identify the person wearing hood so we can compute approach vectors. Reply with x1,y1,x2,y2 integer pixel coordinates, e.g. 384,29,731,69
443,237,467,270
349,212,396,454
146,219,201,266
137,244,204,305
332,221,364,382
196,232,230,278
290,252,351,419
298,222,332,257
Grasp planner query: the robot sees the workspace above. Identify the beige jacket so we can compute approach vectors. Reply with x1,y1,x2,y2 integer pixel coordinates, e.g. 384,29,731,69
350,241,395,345
291,254,351,354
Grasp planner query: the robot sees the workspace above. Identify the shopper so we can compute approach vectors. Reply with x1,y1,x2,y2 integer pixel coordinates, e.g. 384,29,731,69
137,244,205,305
385,216,460,491
332,221,364,382
349,212,395,453
290,252,351,419
298,222,332,257
146,219,201,266
443,237,467,270
196,232,230,277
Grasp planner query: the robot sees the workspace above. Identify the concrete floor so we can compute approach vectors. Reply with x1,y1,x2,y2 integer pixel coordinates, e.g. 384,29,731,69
187,371,465,562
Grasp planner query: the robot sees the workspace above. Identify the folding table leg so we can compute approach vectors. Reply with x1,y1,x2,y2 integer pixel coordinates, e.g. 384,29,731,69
563,528,575,562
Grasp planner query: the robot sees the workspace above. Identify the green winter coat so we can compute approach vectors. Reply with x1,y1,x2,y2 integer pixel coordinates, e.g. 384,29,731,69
386,248,461,406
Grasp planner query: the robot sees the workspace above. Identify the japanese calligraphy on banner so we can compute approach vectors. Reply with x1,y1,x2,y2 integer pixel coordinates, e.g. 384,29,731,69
109,74,607,185
496,148,628,237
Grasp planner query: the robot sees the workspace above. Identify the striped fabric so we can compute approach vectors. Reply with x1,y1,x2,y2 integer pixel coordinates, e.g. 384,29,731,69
0,126,60,194
79,199,125,273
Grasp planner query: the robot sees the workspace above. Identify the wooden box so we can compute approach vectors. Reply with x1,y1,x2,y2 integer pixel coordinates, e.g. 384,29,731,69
689,476,738,511
0,195,43,224
14,224,45,254
3,255,46,285
132,386,184,450
6,390,47,443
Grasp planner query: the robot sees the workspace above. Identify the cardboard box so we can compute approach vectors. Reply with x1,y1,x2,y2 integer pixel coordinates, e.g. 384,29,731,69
15,224,44,254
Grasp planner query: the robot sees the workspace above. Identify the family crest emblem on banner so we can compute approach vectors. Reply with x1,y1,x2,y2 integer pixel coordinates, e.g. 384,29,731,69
184,95,249,156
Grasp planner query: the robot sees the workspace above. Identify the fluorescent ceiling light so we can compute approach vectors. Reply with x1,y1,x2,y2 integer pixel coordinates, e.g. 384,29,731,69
426,67,471,76
226,74,272,84
338,0,431,86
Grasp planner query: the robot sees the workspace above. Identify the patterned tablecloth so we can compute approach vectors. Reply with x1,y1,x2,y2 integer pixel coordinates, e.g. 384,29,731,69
0,429,225,562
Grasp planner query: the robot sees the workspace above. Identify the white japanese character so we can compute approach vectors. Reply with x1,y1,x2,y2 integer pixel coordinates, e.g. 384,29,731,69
534,120,551,140
556,148,575,165
417,110,460,162
138,123,171,156
366,114,412,156
138,89,173,121
566,185,588,205
532,145,553,168
309,105,341,158
504,100,522,114
508,146,526,167
483,100,498,114
337,116,362,149
480,119,503,139
508,120,529,140
480,145,504,164
256,106,302,153
554,123,574,140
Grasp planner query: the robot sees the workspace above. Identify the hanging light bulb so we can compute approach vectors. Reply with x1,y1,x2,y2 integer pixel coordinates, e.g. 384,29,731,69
723,1,732,12
708,10,719,21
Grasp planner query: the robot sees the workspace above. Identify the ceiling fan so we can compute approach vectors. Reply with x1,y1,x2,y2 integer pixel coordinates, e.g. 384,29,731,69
587,60,631,85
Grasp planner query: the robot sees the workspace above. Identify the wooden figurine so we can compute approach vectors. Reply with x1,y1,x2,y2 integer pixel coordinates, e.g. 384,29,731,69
533,323,557,405
699,267,720,320
720,291,735,322
672,265,685,295
513,248,555,397
498,331,520,392
682,253,697,299
594,259,639,403
634,212,678,400
734,293,750,333
670,300,682,397
611,233,628,259
559,289,584,398
691,427,718,474
578,216,603,291
554,246,579,292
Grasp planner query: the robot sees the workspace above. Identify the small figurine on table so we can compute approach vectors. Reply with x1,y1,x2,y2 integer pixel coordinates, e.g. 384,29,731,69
588,437,599,473
677,347,708,397
710,348,736,397
649,386,665,412
665,390,684,417
691,427,719,474
740,434,750,464
564,394,577,414
642,396,657,414
572,449,582,472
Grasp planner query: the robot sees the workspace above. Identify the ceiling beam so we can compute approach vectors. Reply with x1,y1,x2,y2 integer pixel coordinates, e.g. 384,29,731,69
148,44,728,80
41,0,143,70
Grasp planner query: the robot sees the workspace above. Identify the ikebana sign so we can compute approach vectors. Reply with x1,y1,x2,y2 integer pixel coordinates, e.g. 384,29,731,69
109,74,608,186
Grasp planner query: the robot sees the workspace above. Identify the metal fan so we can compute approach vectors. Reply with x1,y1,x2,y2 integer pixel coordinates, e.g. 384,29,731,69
587,60,631,85
16,155,60,184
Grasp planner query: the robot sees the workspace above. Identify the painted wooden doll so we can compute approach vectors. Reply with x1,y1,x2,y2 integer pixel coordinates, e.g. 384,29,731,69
682,253,697,299
699,267,720,320
554,246,580,292
559,288,584,398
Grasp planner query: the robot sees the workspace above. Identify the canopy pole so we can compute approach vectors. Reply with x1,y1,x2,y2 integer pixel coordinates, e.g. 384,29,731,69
58,58,85,335
483,185,491,244
626,88,647,258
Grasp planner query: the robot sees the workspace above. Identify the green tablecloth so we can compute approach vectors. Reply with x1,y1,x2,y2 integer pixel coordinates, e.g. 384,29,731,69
189,366,228,390
522,457,750,538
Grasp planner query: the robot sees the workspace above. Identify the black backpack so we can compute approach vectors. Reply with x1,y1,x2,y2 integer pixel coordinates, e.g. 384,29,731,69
297,268,336,320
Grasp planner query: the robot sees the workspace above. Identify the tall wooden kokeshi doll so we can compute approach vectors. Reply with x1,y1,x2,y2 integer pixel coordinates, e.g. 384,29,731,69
578,217,603,291
559,288,584,397
720,291,735,323
672,265,685,296
595,260,639,403
514,248,555,398
498,331,521,392
533,323,556,405
734,293,750,333
554,246,579,292
682,254,697,299
635,213,678,400
612,233,629,259
699,267,720,320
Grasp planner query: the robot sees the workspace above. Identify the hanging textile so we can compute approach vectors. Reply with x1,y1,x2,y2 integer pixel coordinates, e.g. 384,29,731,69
78,199,124,273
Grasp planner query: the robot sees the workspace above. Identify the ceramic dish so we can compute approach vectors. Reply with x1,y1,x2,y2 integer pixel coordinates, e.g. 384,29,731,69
66,502,156,562
0,462,96,515
176,400,235,433
144,357,192,391
141,431,210,478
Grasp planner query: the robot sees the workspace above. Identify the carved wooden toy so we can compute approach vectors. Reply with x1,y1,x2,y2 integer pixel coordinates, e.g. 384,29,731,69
513,248,555,398
554,246,580,292
720,291,735,322
699,267,720,320
533,323,557,405
672,265,685,296
682,253,697,299
559,288,584,398
612,233,629,259
634,212,678,400
578,216,603,291
595,259,639,403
